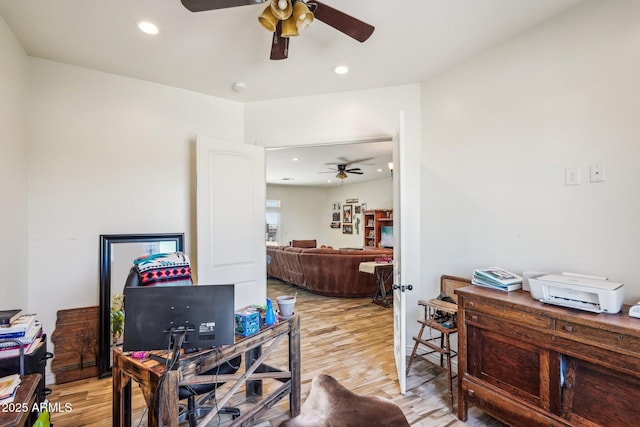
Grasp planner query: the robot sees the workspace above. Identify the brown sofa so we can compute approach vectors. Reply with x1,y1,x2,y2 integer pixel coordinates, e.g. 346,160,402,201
267,246,393,297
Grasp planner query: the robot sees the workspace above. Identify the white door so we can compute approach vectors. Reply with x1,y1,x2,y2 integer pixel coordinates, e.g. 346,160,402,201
393,111,408,393
196,135,266,310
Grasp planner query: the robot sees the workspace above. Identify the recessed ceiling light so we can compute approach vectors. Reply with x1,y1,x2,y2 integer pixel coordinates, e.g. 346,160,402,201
333,65,349,75
292,157,299,161
138,21,159,35
376,168,383,172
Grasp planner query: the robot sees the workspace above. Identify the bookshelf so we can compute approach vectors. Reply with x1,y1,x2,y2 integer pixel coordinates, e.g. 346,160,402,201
363,209,393,248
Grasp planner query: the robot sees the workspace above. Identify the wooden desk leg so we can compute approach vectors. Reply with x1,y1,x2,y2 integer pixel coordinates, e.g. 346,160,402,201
112,351,131,427
289,316,301,417
246,346,263,399
150,369,179,427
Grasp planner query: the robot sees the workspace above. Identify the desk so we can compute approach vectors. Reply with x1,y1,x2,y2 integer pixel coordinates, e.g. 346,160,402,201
0,374,41,427
359,262,394,308
113,315,300,427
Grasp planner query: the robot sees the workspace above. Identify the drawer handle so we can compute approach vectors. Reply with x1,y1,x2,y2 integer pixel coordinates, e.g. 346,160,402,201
471,315,478,321
564,325,573,332
468,302,475,308
467,389,475,397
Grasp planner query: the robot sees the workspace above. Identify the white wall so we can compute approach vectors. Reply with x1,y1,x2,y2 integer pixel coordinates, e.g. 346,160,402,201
26,59,243,372
267,185,326,246
0,14,28,309
267,177,393,249
324,178,393,249
420,0,640,303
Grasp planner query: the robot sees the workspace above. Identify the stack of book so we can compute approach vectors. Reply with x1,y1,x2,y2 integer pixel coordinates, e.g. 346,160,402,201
0,312,43,359
472,267,523,292
0,373,21,404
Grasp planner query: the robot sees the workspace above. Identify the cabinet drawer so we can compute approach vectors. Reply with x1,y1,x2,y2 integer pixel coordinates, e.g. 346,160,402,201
555,320,640,353
463,299,552,331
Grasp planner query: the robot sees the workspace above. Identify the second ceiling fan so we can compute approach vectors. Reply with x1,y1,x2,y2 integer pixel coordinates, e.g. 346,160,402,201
181,0,375,60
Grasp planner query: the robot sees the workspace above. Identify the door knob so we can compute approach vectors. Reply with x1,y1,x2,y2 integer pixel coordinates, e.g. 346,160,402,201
392,284,413,292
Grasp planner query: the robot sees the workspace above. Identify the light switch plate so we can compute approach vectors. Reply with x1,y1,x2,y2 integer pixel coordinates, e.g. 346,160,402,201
565,168,580,186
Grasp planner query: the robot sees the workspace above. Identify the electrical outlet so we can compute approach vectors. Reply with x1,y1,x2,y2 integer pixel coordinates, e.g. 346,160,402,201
590,164,605,182
565,168,580,186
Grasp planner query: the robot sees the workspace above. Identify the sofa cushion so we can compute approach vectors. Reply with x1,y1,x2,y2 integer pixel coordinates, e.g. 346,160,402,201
301,248,338,254
290,239,317,248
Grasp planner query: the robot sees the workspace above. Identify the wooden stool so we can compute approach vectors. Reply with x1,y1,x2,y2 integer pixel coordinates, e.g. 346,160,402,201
406,275,471,411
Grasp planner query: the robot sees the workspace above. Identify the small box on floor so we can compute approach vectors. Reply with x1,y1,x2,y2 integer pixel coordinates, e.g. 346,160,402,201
235,309,260,337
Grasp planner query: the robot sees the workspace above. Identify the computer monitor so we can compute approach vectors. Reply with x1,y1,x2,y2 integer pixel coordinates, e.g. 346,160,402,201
122,284,235,352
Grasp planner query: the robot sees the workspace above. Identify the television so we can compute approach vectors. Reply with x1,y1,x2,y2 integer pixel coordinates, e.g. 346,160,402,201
122,284,235,353
380,225,394,248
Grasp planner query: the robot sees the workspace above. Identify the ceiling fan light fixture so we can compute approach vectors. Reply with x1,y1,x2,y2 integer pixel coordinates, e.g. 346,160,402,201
281,15,299,37
336,171,348,180
293,1,314,31
258,6,278,32
270,0,293,20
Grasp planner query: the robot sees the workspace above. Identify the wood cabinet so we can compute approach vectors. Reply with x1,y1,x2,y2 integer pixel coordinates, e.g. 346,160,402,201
457,285,640,427
363,210,393,249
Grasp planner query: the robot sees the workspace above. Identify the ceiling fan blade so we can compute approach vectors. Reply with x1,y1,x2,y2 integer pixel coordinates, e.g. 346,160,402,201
270,22,289,60
345,168,362,173
345,157,375,165
307,0,375,42
348,171,364,175
181,0,267,12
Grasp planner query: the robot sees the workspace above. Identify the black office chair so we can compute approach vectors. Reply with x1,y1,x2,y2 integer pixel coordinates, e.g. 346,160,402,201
123,252,242,425
178,355,242,427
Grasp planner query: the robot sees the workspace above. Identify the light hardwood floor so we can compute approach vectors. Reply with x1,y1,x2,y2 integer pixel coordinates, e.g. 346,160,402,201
47,279,503,426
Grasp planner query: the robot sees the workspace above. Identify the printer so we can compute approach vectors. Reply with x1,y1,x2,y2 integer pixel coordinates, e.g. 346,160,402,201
528,273,624,314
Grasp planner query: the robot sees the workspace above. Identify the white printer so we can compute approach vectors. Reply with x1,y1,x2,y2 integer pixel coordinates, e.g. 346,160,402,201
528,273,624,314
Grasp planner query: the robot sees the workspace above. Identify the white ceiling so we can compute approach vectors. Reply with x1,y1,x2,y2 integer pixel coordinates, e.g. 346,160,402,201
0,0,582,186
266,139,393,187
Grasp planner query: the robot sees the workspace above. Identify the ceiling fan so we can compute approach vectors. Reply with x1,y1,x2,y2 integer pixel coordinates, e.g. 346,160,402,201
180,0,375,60
320,157,373,180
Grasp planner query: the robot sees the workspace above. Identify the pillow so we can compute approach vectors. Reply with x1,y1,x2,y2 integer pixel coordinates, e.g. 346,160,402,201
290,239,317,248
128,252,192,286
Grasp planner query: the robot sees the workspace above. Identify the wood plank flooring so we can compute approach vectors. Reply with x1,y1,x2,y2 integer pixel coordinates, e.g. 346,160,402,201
47,279,503,426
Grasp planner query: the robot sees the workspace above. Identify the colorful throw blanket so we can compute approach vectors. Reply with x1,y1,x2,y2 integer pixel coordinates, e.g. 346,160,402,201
133,252,192,286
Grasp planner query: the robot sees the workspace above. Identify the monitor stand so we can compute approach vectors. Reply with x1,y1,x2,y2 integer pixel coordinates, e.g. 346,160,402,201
148,328,188,370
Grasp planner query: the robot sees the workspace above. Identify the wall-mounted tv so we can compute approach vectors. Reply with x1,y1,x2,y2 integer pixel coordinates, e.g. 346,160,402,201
380,226,394,248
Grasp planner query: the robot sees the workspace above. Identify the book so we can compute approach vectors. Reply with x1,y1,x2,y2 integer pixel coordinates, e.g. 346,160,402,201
0,314,37,338
0,310,22,326
0,374,21,401
0,337,42,359
472,278,522,292
0,323,42,347
473,267,523,286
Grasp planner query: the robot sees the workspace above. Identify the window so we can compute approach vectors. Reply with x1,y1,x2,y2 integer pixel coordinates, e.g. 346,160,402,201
266,199,281,246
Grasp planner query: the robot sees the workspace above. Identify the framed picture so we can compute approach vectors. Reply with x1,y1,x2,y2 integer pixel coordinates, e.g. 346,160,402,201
346,198,358,204
330,222,341,229
354,205,361,214
332,202,341,210
332,212,340,221
343,224,353,234
343,204,352,223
